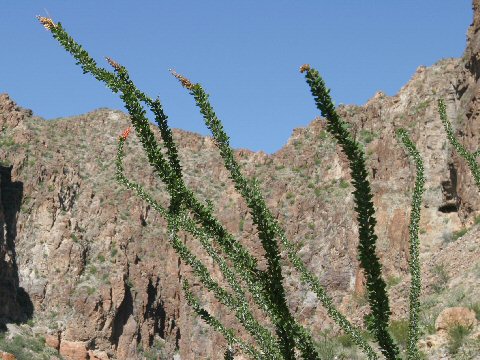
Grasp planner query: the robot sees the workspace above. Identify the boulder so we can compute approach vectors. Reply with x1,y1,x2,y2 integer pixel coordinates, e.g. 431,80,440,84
435,306,477,332
1,352,16,360
59,340,89,360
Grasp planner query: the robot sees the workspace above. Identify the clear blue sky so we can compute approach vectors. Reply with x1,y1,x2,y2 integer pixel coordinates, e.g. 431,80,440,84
1,1,472,154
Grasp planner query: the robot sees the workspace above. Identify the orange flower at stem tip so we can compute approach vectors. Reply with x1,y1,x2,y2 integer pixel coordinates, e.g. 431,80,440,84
120,127,131,140
299,64,311,73
36,16,57,31
169,69,194,90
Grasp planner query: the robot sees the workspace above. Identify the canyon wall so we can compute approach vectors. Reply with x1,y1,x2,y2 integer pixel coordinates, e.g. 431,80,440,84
1,2,480,358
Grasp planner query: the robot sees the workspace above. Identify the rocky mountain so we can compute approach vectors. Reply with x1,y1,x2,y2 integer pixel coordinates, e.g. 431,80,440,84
1,2,480,359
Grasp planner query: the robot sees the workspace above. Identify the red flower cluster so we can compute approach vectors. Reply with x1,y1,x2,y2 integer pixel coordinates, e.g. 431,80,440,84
119,127,131,140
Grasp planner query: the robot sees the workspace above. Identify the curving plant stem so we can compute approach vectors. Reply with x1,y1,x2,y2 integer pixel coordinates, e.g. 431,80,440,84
395,129,425,360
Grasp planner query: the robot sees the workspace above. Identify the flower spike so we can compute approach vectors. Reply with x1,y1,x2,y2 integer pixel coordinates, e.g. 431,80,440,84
119,127,131,140
299,64,311,73
105,57,122,71
169,69,195,90
36,16,57,31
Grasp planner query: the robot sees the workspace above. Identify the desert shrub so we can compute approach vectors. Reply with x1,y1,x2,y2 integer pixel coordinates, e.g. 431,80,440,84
239,218,245,232
386,275,401,290
452,228,468,241
431,263,449,293
339,179,349,188
468,302,480,320
314,330,337,360
388,319,409,350
447,323,472,355
474,215,480,225
420,311,438,335
336,333,355,348
0,334,49,360
359,129,376,144
318,130,328,140
89,265,97,275
110,246,118,258
441,230,454,244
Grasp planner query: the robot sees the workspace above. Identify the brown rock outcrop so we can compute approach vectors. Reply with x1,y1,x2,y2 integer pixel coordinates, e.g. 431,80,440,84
45,332,61,350
435,307,477,332
59,340,89,360
88,350,110,360
0,352,16,360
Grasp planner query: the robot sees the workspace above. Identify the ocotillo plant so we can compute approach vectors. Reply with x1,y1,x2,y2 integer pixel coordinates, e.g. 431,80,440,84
37,15,480,360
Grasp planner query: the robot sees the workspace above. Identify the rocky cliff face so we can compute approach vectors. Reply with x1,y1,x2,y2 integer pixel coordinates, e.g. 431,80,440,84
1,2,480,359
